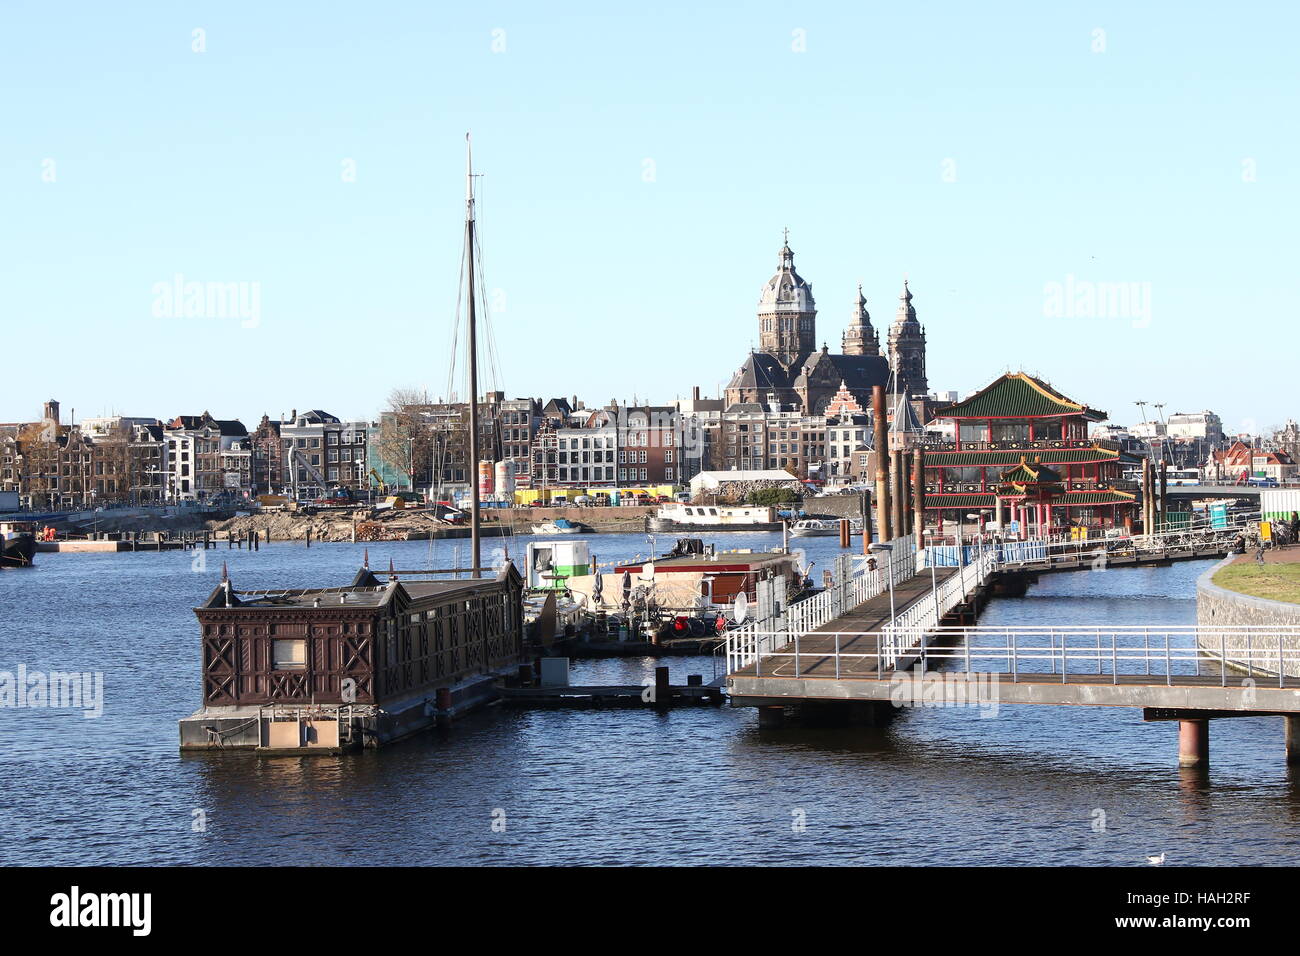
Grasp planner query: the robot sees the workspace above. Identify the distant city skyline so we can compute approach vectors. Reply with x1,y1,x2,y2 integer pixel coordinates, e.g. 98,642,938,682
3,1,1296,431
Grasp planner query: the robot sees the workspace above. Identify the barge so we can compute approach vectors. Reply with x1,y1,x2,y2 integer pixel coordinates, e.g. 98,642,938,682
178,561,525,752
0,521,36,568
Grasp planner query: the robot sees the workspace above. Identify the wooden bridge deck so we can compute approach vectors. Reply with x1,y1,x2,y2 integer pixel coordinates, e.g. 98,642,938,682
730,567,961,680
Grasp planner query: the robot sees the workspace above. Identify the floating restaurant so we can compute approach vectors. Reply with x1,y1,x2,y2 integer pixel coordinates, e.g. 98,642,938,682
178,561,525,752
922,372,1141,535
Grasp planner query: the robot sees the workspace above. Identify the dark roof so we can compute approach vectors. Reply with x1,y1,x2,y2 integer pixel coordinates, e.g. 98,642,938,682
728,352,792,391
198,564,522,610
942,373,1104,421
825,354,890,390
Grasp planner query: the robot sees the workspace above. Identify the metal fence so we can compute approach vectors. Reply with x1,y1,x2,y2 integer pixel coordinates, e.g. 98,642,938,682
732,625,1300,686
724,533,919,675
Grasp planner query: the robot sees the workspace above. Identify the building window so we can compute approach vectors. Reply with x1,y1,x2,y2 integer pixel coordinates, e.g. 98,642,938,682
272,639,307,671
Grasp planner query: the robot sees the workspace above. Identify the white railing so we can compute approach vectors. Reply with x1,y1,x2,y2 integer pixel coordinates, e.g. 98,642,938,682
736,625,1300,686
724,533,920,675
881,548,998,666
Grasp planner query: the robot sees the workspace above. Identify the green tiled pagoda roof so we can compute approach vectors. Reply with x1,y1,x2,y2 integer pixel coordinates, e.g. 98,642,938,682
923,490,1137,508
925,447,1119,467
943,372,1105,421
999,457,1060,484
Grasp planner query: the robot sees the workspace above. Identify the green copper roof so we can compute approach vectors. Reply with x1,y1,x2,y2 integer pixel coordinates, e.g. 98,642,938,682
999,457,1061,485
923,490,1137,508
925,447,1119,467
943,373,1105,421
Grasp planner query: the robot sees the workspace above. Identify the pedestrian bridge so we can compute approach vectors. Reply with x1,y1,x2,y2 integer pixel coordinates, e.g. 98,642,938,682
726,624,1300,766
722,517,1299,767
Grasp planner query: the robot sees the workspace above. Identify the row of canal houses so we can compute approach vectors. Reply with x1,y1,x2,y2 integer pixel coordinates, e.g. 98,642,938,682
1,371,1146,533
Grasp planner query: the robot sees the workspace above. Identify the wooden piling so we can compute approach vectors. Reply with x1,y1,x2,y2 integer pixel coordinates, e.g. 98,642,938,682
873,385,891,542
912,446,926,546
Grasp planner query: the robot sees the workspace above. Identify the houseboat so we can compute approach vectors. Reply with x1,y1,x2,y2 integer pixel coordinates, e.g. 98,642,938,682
613,540,807,613
646,503,783,534
177,561,525,752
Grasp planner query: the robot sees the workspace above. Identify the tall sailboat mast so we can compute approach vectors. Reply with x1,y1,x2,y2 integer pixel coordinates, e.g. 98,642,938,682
465,133,481,574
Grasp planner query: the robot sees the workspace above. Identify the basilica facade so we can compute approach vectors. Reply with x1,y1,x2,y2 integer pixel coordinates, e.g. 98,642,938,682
724,235,929,416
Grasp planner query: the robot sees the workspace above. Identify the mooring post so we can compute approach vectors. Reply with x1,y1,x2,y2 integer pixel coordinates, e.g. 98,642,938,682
654,665,670,704
1178,719,1209,767
873,385,891,542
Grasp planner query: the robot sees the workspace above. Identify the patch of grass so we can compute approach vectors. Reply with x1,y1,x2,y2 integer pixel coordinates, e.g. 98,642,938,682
1213,562,1300,604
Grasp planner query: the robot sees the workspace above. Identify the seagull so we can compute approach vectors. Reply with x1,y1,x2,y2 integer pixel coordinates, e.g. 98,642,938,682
1146,852,1166,865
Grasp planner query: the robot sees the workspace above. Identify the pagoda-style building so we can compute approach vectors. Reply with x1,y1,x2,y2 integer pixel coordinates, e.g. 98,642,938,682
923,372,1140,536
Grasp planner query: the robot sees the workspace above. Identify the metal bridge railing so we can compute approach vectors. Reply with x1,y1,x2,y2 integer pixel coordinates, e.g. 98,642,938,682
882,548,999,667
732,625,1300,686
724,534,920,675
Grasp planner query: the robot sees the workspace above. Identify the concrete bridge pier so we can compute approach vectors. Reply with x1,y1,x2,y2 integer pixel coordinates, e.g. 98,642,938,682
1285,717,1300,765
1178,719,1210,768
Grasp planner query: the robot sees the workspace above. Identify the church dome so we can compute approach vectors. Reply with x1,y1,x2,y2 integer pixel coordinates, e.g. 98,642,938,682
758,236,816,314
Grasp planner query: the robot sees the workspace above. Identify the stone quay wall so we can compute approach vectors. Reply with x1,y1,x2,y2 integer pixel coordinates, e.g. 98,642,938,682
1196,556,1300,677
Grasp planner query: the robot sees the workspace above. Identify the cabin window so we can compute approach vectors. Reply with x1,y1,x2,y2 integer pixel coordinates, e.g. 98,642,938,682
272,639,306,670
708,508,718,515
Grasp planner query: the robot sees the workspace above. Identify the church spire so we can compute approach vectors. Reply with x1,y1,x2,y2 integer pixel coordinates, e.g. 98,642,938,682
888,277,927,397
842,282,879,356
893,278,918,330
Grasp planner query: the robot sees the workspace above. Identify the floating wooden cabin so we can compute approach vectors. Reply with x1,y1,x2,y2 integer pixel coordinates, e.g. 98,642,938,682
178,561,525,752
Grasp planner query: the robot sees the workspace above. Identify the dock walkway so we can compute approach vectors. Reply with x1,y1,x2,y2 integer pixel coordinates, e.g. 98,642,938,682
732,567,960,681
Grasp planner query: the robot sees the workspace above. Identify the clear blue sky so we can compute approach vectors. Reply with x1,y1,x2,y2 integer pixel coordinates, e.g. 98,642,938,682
2,1,1296,434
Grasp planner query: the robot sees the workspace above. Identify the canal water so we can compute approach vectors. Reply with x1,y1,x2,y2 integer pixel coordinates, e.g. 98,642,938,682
2,533,1298,866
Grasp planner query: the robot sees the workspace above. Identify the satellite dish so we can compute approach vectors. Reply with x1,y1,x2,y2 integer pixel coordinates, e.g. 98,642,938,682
733,592,749,623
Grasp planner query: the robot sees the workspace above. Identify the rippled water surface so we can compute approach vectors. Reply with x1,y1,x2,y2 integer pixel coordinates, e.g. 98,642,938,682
2,533,1297,866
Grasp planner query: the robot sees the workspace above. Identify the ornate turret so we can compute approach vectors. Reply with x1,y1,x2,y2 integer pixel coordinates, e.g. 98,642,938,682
888,278,927,397
841,284,879,357
757,230,816,366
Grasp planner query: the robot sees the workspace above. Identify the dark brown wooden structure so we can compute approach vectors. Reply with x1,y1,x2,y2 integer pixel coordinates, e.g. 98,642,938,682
180,562,525,750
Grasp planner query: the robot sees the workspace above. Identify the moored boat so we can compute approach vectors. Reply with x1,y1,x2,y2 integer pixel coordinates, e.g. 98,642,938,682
1,522,36,568
789,516,864,537
647,503,783,534
531,518,593,535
